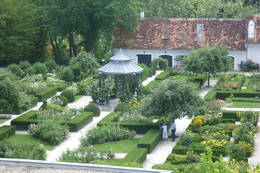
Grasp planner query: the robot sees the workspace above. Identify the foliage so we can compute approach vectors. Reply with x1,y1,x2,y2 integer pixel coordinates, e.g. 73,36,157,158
69,52,99,80
28,122,69,146
208,100,226,110
60,147,113,163
181,132,194,146
33,62,48,75
240,60,259,72
114,103,131,113
119,111,150,123
81,125,136,146
237,111,259,126
152,58,168,71
50,95,68,107
61,89,75,102
142,79,204,119
7,64,24,78
84,104,100,117
0,0,47,65
233,124,255,145
185,46,232,86
19,61,31,70
61,67,74,82
44,59,57,72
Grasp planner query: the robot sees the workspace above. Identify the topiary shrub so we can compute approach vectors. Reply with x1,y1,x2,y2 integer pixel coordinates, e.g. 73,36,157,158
50,95,68,107
61,89,75,102
84,104,100,116
114,103,130,113
61,67,74,82
19,61,31,70
33,62,47,75
24,66,35,75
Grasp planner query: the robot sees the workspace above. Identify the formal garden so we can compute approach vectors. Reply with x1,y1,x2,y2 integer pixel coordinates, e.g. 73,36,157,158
1,47,260,173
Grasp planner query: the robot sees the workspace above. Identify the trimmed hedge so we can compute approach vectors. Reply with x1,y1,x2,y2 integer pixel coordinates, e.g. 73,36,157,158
138,129,161,153
172,142,206,155
0,126,16,140
118,122,159,134
221,110,238,120
65,112,93,132
97,112,119,126
227,97,260,103
155,72,170,80
216,91,260,100
11,110,93,132
35,86,59,101
123,147,147,164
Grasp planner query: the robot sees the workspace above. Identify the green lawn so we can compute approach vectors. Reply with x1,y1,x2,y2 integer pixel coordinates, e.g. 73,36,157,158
0,119,8,124
7,134,54,151
228,102,260,108
94,159,125,166
92,138,139,153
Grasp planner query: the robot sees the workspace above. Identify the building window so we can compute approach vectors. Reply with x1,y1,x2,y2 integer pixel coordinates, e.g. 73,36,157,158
248,20,255,40
197,24,203,41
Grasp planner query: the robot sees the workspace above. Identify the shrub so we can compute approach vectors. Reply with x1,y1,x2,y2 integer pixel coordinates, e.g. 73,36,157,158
36,86,58,101
181,132,194,146
61,67,74,82
81,125,136,146
7,64,24,78
155,71,170,80
19,61,31,70
237,111,259,126
84,104,100,116
229,143,248,161
28,121,69,146
33,62,48,75
152,58,168,71
167,154,187,164
203,112,223,125
24,66,35,75
137,129,161,153
44,59,57,72
61,89,75,102
0,140,46,160
60,147,113,163
233,124,255,145
208,100,225,110
114,103,131,113
123,147,147,164
97,112,119,126
0,126,16,140
50,95,68,107
66,112,93,132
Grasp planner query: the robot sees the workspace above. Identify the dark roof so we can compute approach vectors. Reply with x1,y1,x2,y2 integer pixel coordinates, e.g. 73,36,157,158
114,15,260,51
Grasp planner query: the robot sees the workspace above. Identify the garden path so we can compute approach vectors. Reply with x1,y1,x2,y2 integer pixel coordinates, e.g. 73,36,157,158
46,111,111,161
249,116,260,167
142,70,163,86
67,96,92,109
143,79,217,169
222,107,260,112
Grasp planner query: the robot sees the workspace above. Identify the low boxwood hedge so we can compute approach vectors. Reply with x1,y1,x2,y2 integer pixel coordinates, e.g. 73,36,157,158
118,122,159,134
65,112,93,132
11,110,93,132
221,110,238,120
137,129,161,153
172,143,206,155
0,125,16,140
35,86,59,101
123,147,147,164
155,72,170,80
227,97,260,103
216,91,260,100
97,112,119,126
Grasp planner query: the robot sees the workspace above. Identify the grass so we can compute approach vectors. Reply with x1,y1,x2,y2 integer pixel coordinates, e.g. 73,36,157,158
7,134,54,151
92,138,139,153
74,95,83,101
0,119,8,124
94,159,125,166
228,102,260,108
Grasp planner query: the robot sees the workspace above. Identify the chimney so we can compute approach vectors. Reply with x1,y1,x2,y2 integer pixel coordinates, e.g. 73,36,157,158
140,11,145,20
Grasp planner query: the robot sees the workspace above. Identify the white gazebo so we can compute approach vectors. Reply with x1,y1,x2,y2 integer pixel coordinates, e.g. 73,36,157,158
95,49,143,103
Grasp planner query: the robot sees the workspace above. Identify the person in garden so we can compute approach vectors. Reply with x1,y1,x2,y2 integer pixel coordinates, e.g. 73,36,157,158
170,120,176,141
162,122,168,140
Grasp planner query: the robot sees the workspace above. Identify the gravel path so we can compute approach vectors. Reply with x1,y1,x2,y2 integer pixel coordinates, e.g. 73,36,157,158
199,80,218,99
142,71,163,86
249,116,260,167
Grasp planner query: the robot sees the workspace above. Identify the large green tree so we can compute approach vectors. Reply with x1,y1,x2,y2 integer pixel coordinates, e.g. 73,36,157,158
142,79,204,119
185,46,232,87
0,0,47,65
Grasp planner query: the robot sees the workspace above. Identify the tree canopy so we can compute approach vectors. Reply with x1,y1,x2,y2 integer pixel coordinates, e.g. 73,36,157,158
185,46,232,86
142,79,204,119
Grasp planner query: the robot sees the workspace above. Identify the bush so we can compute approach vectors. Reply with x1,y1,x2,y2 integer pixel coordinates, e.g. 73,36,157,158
7,64,24,78
84,104,100,116
229,143,249,161
152,58,168,71
81,124,136,146
204,88,216,101
114,103,131,113
237,111,259,126
36,86,58,101
66,112,93,132
61,89,75,102
181,132,193,146
19,61,31,70
0,126,16,140
233,124,255,145
28,121,69,146
167,154,187,164
0,140,46,160
50,95,68,107
153,163,186,172
123,147,147,164
61,67,74,82
60,147,113,163
216,91,260,99
137,129,161,153
24,66,35,75
44,59,57,72
97,112,119,126
155,71,170,80
208,100,225,110
33,62,48,75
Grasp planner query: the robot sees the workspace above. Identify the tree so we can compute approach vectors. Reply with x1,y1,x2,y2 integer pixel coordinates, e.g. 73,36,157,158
0,0,47,65
185,46,232,87
142,79,204,119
